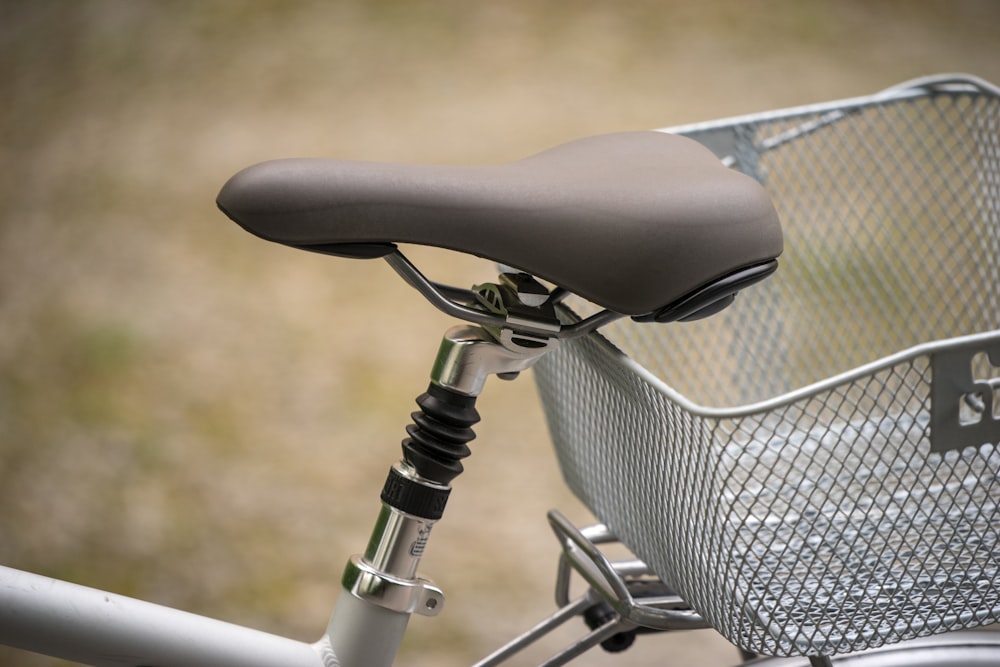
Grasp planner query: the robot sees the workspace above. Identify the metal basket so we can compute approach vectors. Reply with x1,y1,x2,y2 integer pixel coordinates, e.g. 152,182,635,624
533,75,1000,657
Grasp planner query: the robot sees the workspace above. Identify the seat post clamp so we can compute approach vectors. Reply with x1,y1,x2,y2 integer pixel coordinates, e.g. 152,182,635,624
342,554,444,617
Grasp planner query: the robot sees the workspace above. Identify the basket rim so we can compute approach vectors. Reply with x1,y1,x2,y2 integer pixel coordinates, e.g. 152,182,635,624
656,73,1000,139
582,325,1000,420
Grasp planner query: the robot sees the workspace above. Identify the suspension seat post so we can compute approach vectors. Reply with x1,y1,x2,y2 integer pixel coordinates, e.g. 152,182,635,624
326,321,557,667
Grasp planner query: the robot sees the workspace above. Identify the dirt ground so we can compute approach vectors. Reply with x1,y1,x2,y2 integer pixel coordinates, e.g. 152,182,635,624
2,2,999,666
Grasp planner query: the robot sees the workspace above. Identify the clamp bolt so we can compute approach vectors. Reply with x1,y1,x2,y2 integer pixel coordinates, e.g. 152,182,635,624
500,272,550,308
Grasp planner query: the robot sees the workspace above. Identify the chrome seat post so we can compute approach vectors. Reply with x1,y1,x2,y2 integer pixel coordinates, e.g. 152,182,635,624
325,275,560,667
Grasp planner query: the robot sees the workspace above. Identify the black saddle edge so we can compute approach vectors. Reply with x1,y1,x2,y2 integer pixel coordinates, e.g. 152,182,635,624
634,260,779,323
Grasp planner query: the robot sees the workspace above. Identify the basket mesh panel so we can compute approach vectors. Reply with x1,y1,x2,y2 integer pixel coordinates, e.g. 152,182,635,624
533,86,1000,656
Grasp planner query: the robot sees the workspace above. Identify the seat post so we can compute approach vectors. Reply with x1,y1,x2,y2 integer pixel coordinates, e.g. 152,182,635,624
325,305,558,667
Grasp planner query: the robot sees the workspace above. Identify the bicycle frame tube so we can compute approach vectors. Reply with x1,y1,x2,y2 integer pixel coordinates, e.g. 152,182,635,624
0,565,333,667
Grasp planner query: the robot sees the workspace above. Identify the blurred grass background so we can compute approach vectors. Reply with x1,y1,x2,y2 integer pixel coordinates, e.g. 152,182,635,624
1,1,999,666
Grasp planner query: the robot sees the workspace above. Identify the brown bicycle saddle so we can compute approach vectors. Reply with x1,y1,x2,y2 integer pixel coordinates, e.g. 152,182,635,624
217,131,782,319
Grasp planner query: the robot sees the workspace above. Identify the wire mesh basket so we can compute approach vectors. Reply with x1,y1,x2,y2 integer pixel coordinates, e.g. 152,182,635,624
533,75,1000,657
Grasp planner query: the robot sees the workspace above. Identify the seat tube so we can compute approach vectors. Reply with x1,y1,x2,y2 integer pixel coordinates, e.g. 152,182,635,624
325,324,554,667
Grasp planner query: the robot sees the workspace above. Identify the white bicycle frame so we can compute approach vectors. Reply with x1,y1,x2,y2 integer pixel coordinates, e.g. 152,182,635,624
0,564,331,667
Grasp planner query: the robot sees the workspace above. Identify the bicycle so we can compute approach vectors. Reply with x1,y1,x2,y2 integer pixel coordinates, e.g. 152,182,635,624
2,73,999,667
